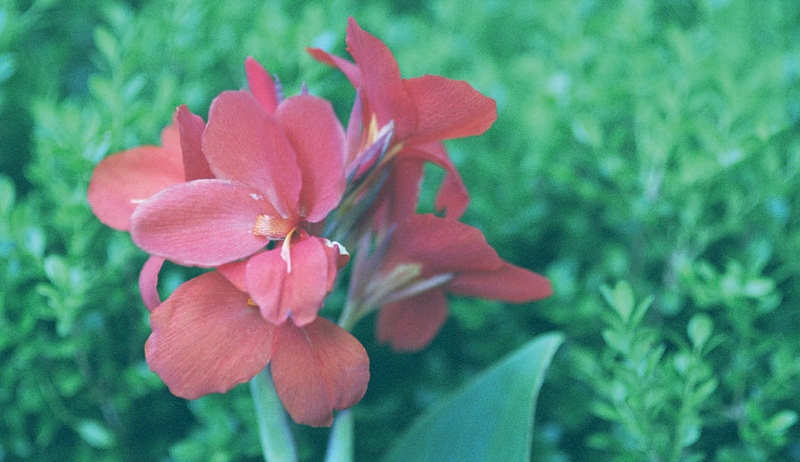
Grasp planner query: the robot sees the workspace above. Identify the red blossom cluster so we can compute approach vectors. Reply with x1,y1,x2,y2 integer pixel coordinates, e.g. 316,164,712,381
87,17,551,427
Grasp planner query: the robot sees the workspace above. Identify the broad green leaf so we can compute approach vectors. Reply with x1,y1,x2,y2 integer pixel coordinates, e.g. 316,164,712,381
382,332,563,462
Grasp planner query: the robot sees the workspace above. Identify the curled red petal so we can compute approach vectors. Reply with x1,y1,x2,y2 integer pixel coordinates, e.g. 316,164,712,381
145,271,275,399
388,214,501,275
376,289,449,352
447,262,552,303
344,91,364,168
306,47,363,89
139,256,165,312
177,105,213,181
322,239,349,293
345,17,417,140
401,142,469,220
402,74,497,145
202,90,301,218
435,166,470,220
130,179,275,267
271,317,369,427
245,57,278,113
87,145,184,231
276,95,346,222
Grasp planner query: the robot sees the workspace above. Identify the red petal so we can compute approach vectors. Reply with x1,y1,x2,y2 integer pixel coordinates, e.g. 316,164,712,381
87,145,184,231
145,271,275,399
379,157,424,223
306,47,363,89
403,75,497,145
376,289,449,352
400,143,469,219
202,90,302,218
177,105,214,181
387,214,501,275
130,179,275,267
139,256,165,312
217,259,249,293
345,17,417,140
344,92,364,168
271,318,369,427
448,262,552,303
246,248,288,325
160,119,181,153
281,237,333,326
276,95,346,222
245,57,278,113
436,167,470,220
321,239,349,292
246,237,337,327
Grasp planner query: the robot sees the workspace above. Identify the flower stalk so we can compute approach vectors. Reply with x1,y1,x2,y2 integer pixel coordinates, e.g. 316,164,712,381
250,368,298,462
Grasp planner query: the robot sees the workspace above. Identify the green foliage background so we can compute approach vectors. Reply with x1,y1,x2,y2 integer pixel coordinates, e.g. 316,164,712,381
2,0,799,460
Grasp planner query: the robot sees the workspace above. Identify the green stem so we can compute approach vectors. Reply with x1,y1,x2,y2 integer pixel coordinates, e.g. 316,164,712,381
249,368,298,462
324,410,354,462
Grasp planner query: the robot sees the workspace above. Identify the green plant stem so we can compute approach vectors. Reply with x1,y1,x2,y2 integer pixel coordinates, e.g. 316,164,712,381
324,410,354,462
249,368,298,462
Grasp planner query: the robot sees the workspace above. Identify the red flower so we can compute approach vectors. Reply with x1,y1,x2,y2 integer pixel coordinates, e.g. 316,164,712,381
357,214,551,351
308,17,497,220
144,269,369,427
129,89,347,326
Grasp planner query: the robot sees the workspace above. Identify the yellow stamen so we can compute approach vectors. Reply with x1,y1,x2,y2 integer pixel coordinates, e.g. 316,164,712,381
366,114,380,146
253,215,296,239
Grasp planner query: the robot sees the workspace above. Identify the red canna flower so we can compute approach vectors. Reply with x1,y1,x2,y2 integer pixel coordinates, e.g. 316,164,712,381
352,214,551,351
308,17,497,220
144,268,369,427
129,88,348,326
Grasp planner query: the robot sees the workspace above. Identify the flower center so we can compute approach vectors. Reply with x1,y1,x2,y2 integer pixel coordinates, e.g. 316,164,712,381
253,215,297,239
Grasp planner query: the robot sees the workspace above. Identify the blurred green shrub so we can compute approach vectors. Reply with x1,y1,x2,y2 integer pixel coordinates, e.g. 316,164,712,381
1,0,799,461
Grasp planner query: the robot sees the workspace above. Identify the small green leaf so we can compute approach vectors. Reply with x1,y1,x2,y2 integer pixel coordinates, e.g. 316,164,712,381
766,410,798,434
590,401,619,420
694,378,718,403
0,53,14,83
75,419,115,449
680,424,701,446
602,281,635,323
44,255,69,288
613,281,635,322
743,278,774,298
601,329,628,355
687,313,713,350
94,27,117,62
0,175,14,215
382,332,563,462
